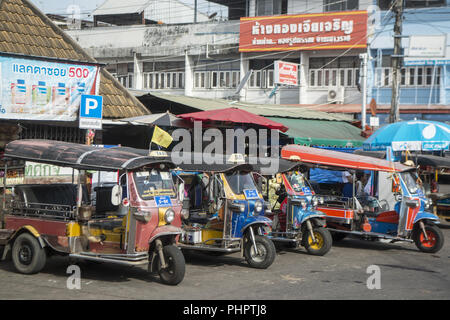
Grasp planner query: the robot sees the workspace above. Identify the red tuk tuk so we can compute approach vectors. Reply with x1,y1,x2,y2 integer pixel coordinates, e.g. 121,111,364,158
0,140,186,285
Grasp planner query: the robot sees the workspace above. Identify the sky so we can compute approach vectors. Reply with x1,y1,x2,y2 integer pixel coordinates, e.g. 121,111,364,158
30,0,227,20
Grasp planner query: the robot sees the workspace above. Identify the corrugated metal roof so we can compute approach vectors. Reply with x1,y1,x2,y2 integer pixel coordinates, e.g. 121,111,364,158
0,0,150,119
93,0,152,16
147,92,353,122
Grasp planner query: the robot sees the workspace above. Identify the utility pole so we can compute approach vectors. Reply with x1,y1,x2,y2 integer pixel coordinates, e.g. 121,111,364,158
360,53,368,130
194,0,198,23
389,0,404,123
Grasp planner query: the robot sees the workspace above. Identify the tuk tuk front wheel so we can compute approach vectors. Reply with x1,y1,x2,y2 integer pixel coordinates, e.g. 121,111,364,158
155,245,185,285
11,233,47,274
304,227,332,256
244,235,276,269
413,224,444,254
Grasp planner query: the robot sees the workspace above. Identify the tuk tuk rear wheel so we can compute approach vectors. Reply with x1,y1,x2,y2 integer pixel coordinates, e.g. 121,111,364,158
244,235,276,269
155,245,185,285
11,233,47,274
413,224,444,254
304,227,332,256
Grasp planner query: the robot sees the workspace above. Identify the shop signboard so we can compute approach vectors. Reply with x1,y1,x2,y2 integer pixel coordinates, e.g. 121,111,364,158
274,60,298,86
239,10,368,52
0,55,100,121
408,35,446,58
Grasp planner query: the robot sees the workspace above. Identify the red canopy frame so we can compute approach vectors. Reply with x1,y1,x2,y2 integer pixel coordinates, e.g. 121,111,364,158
281,144,410,172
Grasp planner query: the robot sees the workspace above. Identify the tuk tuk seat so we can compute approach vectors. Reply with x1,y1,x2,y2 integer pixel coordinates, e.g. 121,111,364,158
14,184,88,207
13,184,88,218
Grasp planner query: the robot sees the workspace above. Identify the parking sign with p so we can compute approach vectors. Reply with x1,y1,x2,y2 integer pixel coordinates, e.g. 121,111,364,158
79,94,103,130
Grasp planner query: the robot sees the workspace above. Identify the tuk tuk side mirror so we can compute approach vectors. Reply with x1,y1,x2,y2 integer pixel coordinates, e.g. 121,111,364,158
111,185,122,206
178,182,185,202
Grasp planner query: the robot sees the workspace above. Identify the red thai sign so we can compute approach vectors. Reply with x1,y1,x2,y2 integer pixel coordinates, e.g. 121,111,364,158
274,60,298,85
239,10,367,52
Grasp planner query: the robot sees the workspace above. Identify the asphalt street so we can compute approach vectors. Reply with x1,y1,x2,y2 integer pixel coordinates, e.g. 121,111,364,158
0,227,449,300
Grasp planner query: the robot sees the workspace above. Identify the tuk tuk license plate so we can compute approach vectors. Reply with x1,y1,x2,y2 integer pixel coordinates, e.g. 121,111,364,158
244,189,260,200
155,195,173,207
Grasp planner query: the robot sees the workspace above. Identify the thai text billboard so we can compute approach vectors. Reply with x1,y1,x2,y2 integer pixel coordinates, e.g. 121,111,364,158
239,11,367,52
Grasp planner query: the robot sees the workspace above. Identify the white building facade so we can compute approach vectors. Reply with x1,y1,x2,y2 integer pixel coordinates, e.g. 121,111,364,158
67,0,387,107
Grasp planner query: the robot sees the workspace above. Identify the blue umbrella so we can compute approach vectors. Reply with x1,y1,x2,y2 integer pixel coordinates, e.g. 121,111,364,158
363,120,450,152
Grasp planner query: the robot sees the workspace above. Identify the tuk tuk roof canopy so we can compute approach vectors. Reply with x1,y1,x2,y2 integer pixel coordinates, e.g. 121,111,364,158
173,154,303,175
171,153,255,173
4,140,175,171
281,144,411,172
354,150,450,169
248,157,306,175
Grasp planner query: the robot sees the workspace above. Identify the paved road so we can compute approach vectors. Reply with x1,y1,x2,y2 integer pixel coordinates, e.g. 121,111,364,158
1,227,449,300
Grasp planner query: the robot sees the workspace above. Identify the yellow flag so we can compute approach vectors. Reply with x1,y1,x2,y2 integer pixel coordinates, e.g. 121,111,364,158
151,125,173,148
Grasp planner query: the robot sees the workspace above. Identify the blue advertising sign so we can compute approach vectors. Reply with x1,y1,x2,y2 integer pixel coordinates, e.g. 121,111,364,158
244,189,260,200
155,195,173,207
0,55,99,121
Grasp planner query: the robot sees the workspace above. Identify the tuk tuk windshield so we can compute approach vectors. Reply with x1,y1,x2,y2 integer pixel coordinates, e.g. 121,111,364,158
400,171,421,195
286,171,311,193
225,172,257,195
133,170,176,200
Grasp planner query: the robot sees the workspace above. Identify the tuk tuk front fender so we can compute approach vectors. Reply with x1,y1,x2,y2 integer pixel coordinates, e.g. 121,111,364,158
413,211,440,225
240,216,272,234
297,210,327,225
148,225,183,245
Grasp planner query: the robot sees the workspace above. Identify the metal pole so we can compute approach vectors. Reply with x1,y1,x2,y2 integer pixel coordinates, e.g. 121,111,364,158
360,53,368,129
1,162,7,228
194,0,198,23
389,0,404,123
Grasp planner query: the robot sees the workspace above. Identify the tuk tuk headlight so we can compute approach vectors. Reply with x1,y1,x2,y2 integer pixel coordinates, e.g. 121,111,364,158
254,200,263,213
425,198,432,209
318,196,324,205
394,194,403,202
313,197,319,207
231,202,246,212
164,209,175,224
300,200,307,210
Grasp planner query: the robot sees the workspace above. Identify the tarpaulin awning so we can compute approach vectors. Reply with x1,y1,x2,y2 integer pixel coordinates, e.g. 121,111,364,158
267,117,364,148
179,107,289,132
